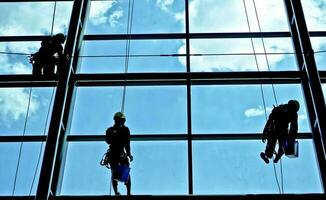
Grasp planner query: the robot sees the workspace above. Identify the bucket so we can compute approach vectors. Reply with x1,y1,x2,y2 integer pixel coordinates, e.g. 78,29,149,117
113,164,130,182
284,140,299,158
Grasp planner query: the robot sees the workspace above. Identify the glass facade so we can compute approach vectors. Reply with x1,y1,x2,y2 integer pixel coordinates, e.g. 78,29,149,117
0,0,325,198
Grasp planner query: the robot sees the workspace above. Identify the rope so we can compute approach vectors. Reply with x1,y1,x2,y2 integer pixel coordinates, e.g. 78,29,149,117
242,0,268,120
252,0,278,106
280,157,284,193
243,0,283,194
272,156,282,194
27,2,58,195
252,0,285,193
121,0,135,113
11,87,33,196
28,88,56,195
50,1,57,36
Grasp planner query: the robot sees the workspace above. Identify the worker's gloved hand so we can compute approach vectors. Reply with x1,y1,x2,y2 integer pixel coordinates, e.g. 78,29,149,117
128,155,133,162
262,132,267,143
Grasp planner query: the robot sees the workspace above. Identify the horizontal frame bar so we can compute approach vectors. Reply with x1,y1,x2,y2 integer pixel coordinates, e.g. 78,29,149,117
67,133,312,142
0,133,312,143
1,194,325,200
75,71,303,86
0,135,46,142
1,31,326,42
0,74,58,87
1,71,325,87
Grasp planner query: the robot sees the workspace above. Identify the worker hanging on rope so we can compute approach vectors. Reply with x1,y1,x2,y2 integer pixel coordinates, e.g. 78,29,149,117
29,33,66,76
260,100,300,164
104,112,133,196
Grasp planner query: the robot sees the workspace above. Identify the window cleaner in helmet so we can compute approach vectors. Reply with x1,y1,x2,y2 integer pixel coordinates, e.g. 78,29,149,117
260,100,300,164
105,112,133,196
29,33,67,76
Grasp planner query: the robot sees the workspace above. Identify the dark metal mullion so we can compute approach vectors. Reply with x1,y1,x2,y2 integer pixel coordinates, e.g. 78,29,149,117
1,31,326,42
65,133,312,142
51,0,91,196
0,135,46,142
284,0,326,191
0,132,313,143
185,0,193,195
35,1,89,200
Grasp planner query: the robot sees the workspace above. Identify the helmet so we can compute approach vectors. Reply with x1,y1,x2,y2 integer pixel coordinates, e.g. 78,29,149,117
54,33,66,43
114,112,126,120
288,100,300,112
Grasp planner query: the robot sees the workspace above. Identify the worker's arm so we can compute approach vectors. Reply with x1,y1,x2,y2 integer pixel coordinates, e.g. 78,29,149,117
105,128,111,145
289,113,298,138
125,128,133,161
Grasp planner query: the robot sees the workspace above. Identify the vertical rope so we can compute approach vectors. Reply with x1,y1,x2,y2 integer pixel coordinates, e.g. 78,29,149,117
252,0,278,106
252,0,284,193
28,2,57,195
121,0,135,113
242,0,268,121
243,0,282,194
12,88,33,196
29,88,56,195
50,1,57,36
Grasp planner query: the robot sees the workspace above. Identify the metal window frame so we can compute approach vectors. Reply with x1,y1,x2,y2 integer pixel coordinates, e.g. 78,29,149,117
0,0,326,199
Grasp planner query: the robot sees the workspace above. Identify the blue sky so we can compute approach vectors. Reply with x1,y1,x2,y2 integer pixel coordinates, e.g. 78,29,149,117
0,0,326,196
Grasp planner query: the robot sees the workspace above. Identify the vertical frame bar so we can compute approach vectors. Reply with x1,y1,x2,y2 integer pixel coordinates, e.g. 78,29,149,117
284,0,326,191
35,1,90,200
185,0,193,195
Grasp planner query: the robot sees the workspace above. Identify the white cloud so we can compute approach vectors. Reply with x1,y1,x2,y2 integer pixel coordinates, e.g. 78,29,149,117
0,88,39,126
89,1,123,27
244,106,272,118
0,2,71,125
298,114,307,122
156,0,175,12
175,0,326,72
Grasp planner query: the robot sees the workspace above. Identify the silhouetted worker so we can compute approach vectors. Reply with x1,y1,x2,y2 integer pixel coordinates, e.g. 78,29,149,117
260,100,300,164
30,33,66,76
105,112,133,196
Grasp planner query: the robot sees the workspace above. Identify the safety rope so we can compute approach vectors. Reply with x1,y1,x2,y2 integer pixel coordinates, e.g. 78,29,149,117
107,0,135,195
11,87,33,196
243,0,283,194
121,0,135,113
242,0,268,120
252,0,278,106
251,0,285,193
28,88,56,195
28,2,58,195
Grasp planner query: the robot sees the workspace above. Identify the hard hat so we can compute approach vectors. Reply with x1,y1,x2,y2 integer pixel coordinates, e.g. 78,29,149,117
114,112,126,120
54,33,66,43
288,100,300,112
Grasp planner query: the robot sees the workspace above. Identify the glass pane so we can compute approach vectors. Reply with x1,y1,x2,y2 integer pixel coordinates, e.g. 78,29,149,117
61,141,188,195
311,37,326,70
0,87,55,136
189,0,288,33
192,84,310,134
70,86,187,135
0,142,45,195
0,42,40,75
190,38,296,72
193,140,322,194
86,0,185,34
302,0,326,31
0,2,72,36
79,40,186,73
